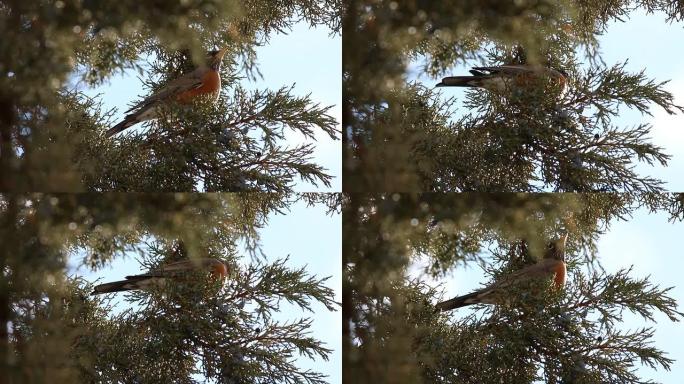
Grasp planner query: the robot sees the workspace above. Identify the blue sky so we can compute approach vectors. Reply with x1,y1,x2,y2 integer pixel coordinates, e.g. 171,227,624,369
412,13,684,381
65,5,684,384
597,10,684,191
257,199,341,384
420,205,684,382
82,22,341,192
71,198,341,383
71,17,343,382
419,9,684,191
589,21,684,379
245,24,341,192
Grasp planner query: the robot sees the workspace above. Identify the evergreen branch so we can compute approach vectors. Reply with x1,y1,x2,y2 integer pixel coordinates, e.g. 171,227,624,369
227,85,339,142
573,61,684,120
248,256,339,314
565,327,677,382
67,89,337,192
572,266,684,324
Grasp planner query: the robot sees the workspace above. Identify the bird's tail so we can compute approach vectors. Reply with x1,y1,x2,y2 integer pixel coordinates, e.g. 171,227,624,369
91,280,132,294
90,276,152,295
436,76,480,87
434,291,481,312
105,115,137,137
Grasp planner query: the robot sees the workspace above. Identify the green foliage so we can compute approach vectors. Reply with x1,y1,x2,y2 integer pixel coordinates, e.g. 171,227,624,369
80,250,337,384
0,193,339,383
1,0,340,191
343,0,684,191
343,193,684,383
62,85,338,192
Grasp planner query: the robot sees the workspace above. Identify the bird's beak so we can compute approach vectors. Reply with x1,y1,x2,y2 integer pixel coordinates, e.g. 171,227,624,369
215,47,229,61
558,232,568,261
208,47,229,68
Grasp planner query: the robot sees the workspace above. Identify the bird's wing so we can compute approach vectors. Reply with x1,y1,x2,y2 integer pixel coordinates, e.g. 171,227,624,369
153,259,200,272
121,260,196,280
472,65,536,76
122,258,224,281
153,258,222,272
483,259,560,291
124,271,166,280
125,68,205,113
435,259,563,308
91,275,156,294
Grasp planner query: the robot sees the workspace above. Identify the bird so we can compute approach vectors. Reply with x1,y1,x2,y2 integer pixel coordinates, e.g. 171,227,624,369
436,64,567,94
105,48,229,137
91,258,229,294
434,234,568,312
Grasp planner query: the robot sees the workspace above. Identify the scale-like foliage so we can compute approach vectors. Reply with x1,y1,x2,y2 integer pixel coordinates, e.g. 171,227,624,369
0,193,339,383
0,0,340,191
343,0,684,191
343,193,684,383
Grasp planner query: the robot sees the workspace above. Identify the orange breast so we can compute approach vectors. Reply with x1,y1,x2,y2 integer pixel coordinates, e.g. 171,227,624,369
176,70,221,104
515,72,536,86
514,71,564,90
552,261,566,289
557,75,566,88
211,263,228,279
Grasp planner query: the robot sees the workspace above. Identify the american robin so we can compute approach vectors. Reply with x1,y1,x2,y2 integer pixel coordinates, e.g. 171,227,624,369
434,234,567,311
90,258,229,294
436,65,567,94
106,48,229,137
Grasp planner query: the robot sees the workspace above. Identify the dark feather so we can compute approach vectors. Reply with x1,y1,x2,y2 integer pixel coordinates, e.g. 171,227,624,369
434,291,481,312
105,115,137,137
91,275,149,294
124,272,166,279
436,76,481,87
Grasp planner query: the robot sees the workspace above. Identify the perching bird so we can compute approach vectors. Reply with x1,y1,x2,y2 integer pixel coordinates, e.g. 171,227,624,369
106,48,229,137
434,234,568,311
436,65,567,94
91,258,229,294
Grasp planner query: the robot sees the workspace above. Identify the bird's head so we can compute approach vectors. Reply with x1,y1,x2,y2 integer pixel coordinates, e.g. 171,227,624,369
208,260,229,280
544,233,568,261
207,47,229,70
